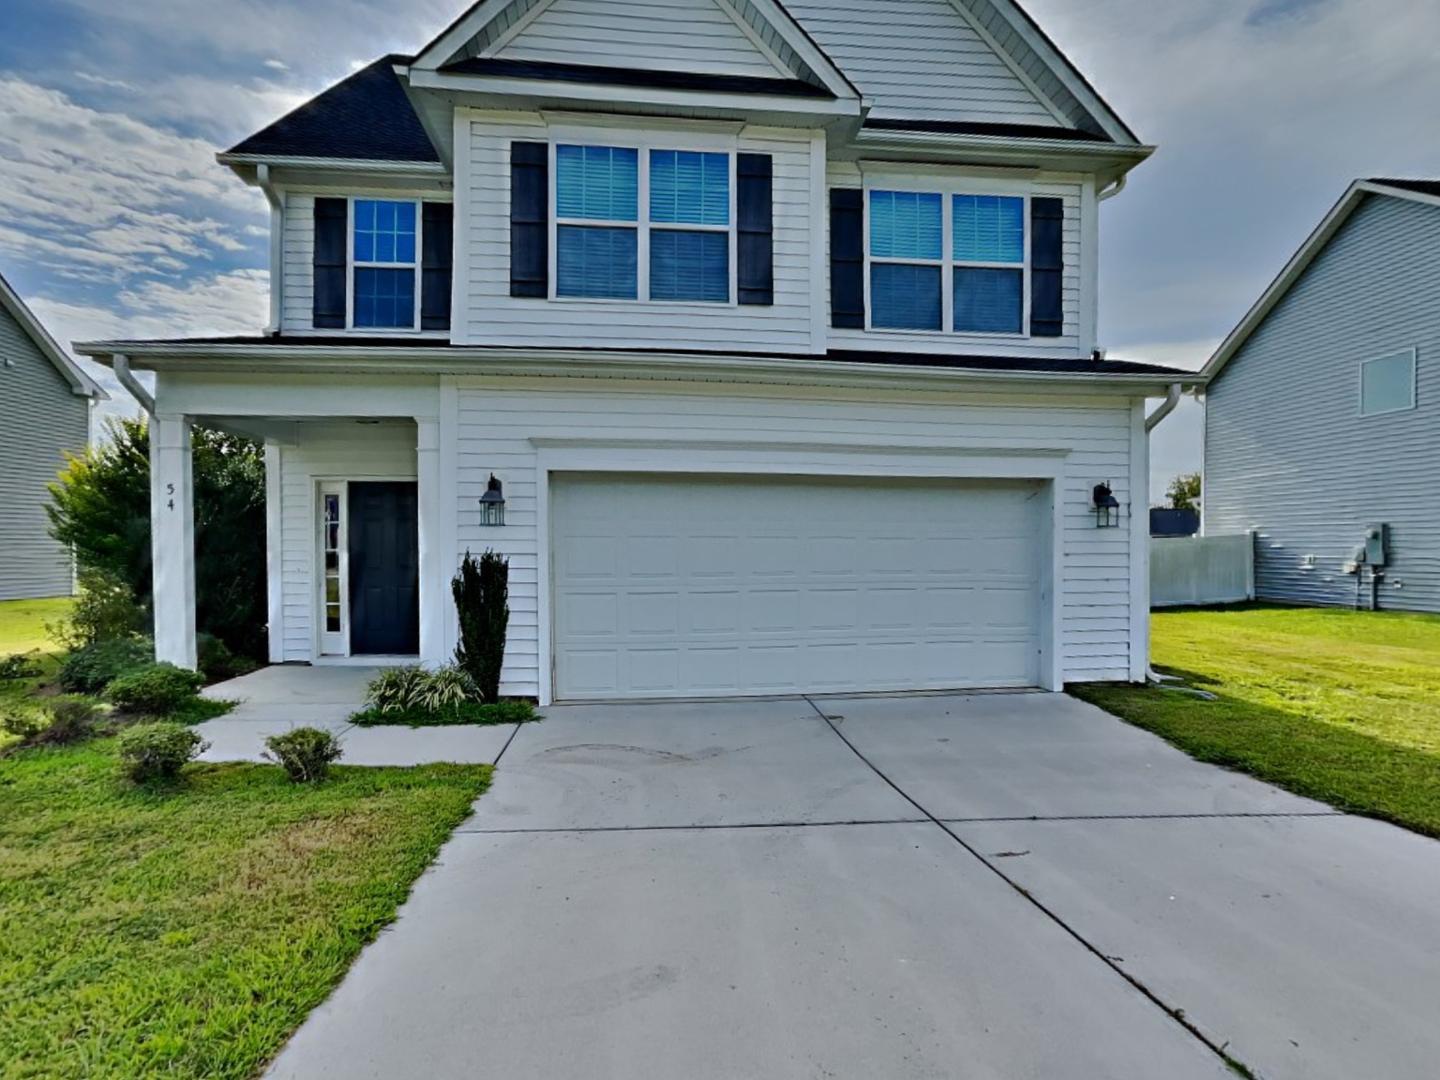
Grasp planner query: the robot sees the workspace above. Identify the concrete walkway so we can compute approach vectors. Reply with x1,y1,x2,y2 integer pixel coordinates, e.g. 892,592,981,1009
197,665,517,765
263,691,1440,1080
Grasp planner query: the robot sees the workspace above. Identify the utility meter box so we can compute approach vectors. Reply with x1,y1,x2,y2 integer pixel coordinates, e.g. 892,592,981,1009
1365,523,1390,567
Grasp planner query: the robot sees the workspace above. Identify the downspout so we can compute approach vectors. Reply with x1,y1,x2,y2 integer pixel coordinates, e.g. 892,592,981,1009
1098,175,1128,202
257,164,284,334
112,354,155,416
1143,382,1185,683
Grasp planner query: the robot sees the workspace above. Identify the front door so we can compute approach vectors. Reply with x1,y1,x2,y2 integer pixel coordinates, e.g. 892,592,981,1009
347,482,419,656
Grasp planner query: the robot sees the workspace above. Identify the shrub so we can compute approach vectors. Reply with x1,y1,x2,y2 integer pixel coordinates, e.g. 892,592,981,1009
1,710,49,742
116,722,207,783
264,727,344,783
48,567,147,650
35,696,105,745
106,663,205,716
364,666,431,714
197,633,259,683
453,550,509,702
414,664,479,711
0,654,42,681
59,637,153,695
363,665,481,715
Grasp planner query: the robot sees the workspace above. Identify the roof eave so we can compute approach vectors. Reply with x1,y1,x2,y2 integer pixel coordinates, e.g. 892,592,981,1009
0,276,106,398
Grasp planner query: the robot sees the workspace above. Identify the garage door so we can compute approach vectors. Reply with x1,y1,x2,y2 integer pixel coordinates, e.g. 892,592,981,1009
550,473,1045,700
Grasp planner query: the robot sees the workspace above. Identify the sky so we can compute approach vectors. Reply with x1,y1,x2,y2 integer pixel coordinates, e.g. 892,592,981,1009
2,0,1438,499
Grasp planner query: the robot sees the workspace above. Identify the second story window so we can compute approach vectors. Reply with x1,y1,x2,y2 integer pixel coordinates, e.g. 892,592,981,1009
555,143,733,304
353,200,418,329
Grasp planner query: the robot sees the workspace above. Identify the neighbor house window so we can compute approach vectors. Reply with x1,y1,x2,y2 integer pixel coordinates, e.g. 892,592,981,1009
352,199,417,329
868,189,1028,335
1360,349,1417,416
555,144,732,303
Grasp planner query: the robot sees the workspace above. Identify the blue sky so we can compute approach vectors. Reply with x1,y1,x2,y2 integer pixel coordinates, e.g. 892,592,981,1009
2,0,1438,497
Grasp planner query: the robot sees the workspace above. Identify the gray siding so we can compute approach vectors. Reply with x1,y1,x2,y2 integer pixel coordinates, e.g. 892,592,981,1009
1205,194,1440,612
0,304,89,600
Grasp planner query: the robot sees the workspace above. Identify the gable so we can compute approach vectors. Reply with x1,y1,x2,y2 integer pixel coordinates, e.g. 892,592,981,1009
784,0,1062,126
0,273,102,398
491,0,789,79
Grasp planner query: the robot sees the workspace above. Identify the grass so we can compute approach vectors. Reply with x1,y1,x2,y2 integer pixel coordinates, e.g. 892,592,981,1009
0,596,72,656
1073,603,1440,837
350,699,539,727
0,739,491,1079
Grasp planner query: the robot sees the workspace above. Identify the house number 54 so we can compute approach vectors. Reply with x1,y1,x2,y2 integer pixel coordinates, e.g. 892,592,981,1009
167,482,175,511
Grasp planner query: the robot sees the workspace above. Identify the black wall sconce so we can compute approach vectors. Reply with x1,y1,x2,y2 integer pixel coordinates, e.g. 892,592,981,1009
479,474,506,526
1092,482,1120,528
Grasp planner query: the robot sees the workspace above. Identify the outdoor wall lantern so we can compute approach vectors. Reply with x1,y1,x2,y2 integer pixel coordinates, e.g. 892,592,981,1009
479,474,506,527
1092,482,1121,528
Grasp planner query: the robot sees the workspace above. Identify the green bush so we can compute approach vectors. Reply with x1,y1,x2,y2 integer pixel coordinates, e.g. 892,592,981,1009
363,664,480,715
197,633,259,683
106,663,205,716
453,550,509,702
59,637,153,695
116,722,207,783
364,666,431,714
36,696,105,745
1,710,49,742
0,654,42,681
415,665,478,711
48,567,147,650
264,727,344,783
351,697,537,728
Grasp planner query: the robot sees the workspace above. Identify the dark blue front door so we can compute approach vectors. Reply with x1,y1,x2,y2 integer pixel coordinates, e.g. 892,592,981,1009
347,482,419,656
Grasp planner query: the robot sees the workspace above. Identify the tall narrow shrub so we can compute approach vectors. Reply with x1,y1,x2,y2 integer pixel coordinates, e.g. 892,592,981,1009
453,550,509,702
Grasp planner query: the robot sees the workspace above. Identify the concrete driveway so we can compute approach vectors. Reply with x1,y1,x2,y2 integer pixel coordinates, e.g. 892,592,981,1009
266,691,1440,1080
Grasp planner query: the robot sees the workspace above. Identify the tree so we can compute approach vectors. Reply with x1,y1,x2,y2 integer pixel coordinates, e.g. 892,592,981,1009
452,550,509,702
47,417,268,660
1167,472,1202,512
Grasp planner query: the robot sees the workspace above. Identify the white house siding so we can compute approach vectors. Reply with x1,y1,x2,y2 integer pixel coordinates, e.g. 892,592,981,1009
1205,194,1440,613
273,420,417,660
450,376,1139,697
0,305,87,600
454,113,818,352
825,161,1086,359
493,0,786,79
281,192,315,333
785,0,1059,126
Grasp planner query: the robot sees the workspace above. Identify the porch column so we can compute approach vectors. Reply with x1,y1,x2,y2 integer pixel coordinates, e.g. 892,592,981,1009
416,418,447,666
150,413,197,669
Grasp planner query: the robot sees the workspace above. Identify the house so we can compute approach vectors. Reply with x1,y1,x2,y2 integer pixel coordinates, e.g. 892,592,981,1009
1201,179,1440,613
0,272,104,601
76,0,1199,703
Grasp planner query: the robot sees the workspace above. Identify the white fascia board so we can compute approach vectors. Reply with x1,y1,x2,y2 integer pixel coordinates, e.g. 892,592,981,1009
217,153,448,176
852,129,1152,181
1199,180,1435,382
0,273,105,398
405,69,860,118
75,342,1199,395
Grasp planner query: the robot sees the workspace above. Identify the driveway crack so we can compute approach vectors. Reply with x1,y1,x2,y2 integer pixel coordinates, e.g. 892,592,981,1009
802,695,1261,1080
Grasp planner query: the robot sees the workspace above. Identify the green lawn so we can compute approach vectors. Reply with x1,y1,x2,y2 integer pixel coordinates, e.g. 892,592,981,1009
1073,604,1440,837
0,596,72,656
0,743,490,1079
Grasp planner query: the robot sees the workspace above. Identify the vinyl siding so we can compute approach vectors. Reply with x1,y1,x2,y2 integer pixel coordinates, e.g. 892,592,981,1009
281,192,315,332
826,160,1086,358
785,0,1060,125
273,421,417,660
1205,194,1440,612
0,305,87,599
451,377,1140,696
494,0,786,79
454,113,818,352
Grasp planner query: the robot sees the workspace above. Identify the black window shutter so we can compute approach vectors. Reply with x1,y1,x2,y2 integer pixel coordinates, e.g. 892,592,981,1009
1030,197,1064,337
736,153,773,306
312,197,347,329
421,202,453,331
830,188,864,329
511,141,549,298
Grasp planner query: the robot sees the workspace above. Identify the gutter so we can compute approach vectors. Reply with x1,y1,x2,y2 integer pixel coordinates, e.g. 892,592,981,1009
112,354,156,415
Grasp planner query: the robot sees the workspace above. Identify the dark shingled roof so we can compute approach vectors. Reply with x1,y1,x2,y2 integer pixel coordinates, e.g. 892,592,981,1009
83,336,1191,378
439,56,833,99
863,118,1111,143
226,55,439,163
1369,178,1440,199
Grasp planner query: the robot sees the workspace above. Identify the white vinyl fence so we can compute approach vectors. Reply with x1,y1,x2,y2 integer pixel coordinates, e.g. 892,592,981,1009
1151,533,1255,608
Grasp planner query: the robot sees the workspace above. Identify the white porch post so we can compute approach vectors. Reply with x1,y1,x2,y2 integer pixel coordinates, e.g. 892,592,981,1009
150,413,197,669
416,418,447,666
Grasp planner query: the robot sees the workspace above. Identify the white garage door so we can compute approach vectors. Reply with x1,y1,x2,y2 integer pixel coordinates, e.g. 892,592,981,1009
550,473,1045,700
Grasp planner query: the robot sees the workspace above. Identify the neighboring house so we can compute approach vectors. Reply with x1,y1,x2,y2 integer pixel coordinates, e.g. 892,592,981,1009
0,272,104,601
77,0,1198,701
1202,179,1440,613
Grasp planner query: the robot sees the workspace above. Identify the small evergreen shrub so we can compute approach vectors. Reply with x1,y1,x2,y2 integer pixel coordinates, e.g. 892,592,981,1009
264,727,344,783
47,567,147,649
0,654,42,681
116,722,207,783
59,637,153,694
36,696,105,745
453,550,509,702
106,663,206,716
197,633,259,683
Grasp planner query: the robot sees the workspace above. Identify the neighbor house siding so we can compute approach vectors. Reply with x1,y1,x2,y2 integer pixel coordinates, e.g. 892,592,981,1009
1205,194,1440,612
0,305,88,600
273,421,418,660
449,376,1140,696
